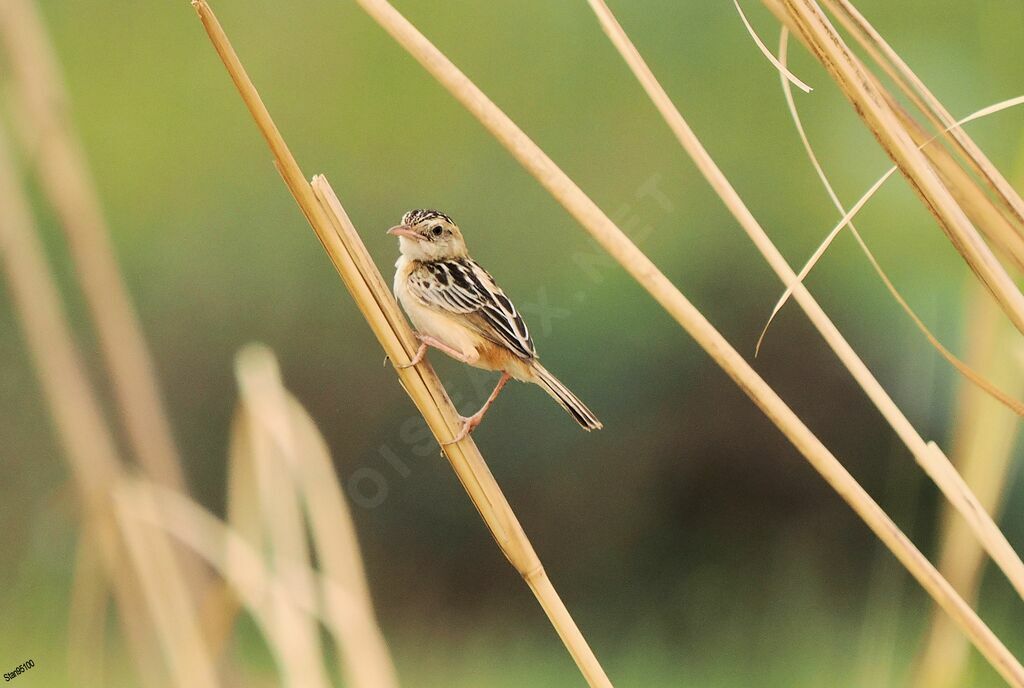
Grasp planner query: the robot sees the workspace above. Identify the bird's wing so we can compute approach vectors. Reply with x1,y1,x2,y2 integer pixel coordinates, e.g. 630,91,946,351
407,259,536,359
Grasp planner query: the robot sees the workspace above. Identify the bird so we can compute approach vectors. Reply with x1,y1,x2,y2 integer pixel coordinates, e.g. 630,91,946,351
388,208,602,444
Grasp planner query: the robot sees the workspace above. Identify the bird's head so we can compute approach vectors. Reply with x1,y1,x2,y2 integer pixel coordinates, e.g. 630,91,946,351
388,209,468,261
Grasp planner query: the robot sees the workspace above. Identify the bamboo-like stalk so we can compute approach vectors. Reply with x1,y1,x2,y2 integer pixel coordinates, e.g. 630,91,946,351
0,0,188,493
0,120,188,688
235,345,399,688
584,0,1024,600
349,0,1024,683
188,4,611,686
914,286,1024,688
778,0,1024,337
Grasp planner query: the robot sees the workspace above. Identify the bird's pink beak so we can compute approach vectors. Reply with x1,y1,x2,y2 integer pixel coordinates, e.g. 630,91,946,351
387,225,420,240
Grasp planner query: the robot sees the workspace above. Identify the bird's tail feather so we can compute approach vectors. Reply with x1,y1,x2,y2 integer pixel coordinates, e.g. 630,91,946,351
532,363,603,431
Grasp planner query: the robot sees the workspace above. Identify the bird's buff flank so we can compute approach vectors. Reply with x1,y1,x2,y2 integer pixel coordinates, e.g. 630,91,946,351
388,209,602,443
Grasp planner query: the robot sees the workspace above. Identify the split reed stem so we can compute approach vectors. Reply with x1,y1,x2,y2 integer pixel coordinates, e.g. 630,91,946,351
189,3,612,685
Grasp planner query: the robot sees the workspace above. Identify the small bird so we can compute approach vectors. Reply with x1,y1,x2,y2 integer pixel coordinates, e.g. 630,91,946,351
388,209,602,443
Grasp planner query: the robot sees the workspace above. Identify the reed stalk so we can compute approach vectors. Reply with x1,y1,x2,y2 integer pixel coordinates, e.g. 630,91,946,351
118,477,394,680
189,3,611,685
772,30,1024,415
117,477,319,683
777,0,1024,336
823,0,1024,239
760,91,1024,354
233,351,331,688
234,345,399,688
584,0,1024,603
914,285,1024,688
67,526,111,688
759,0,1024,275
0,120,200,688
114,486,220,688
0,0,189,493
348,0,1024,684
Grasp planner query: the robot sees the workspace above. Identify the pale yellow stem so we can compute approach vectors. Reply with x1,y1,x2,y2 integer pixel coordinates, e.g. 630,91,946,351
0,0,188,492
189,3,612,685
348,0,1024,683
780,0,1024,337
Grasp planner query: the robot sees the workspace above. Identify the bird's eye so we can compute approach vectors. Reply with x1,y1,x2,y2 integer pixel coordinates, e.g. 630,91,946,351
431,225,443,237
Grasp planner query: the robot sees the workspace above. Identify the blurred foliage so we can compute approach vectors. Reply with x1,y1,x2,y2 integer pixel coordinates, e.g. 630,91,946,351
1,0,1023,685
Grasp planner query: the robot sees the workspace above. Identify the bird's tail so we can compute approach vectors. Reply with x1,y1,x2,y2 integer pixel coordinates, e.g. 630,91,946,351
531,363,603,431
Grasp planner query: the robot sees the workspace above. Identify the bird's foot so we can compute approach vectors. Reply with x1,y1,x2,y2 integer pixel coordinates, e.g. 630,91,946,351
442,411,484,446
395,341,428,369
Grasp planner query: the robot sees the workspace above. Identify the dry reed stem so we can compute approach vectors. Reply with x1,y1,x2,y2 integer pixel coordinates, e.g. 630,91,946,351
0,0,229,645
760,0,1024,274
120,478,387,676
104,548,169,688
0,121,178,688
235,352,331,688
114,486,220,688
350,0,1024,682
734,0,812,93
914,286,1024,688
585,0,1024,605
284,398,400,688
779,0,1024,337
824,0,1024,238
252,347,398,688
762,94,1024,345
890,96,1024,273
235,345,399,688
590,0,1024,454
189,3,611,685
770,29,1024,417
67,527,110,688
0,121,119,522
119,478,318,680
188,409,260,665
0,0,189,493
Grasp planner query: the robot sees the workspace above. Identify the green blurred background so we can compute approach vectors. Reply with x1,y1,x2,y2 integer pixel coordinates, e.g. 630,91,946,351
2,0,1023,685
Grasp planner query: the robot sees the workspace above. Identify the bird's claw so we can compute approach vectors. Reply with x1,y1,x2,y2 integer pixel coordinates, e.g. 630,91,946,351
396,341,428,369
441,414,482,446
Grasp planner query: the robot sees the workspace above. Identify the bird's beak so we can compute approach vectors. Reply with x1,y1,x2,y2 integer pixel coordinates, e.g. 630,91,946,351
387,224,420,240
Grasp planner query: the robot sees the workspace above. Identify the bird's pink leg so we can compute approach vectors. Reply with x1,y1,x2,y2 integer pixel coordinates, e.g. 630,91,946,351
397,332,478,369
444,372,511,445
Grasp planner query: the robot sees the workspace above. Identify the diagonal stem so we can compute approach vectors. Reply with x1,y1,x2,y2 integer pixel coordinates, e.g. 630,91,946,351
349,0,1024,683
189,3,612,685
584,0,1024,608
780,0,1024,337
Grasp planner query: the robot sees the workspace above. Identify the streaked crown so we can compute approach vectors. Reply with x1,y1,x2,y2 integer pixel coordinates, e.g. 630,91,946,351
402,208,455,227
